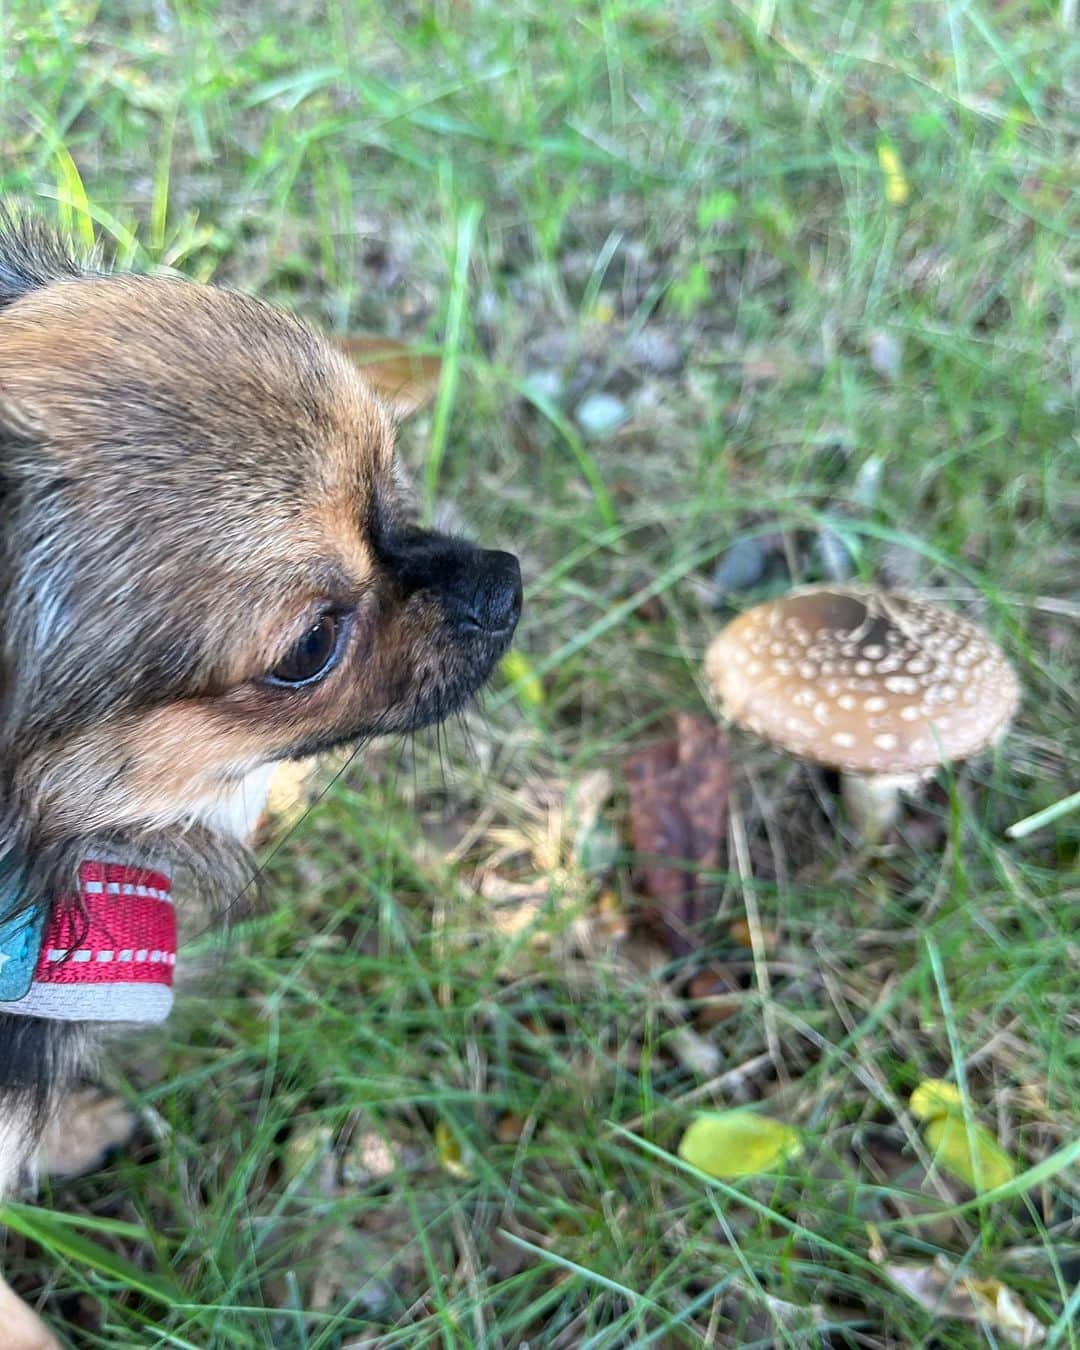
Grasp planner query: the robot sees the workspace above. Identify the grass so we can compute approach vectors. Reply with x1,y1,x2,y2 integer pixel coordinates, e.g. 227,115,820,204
1,0,1077,1345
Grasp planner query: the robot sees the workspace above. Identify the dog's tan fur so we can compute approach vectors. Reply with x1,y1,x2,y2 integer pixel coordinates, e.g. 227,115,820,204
0,212,520,1343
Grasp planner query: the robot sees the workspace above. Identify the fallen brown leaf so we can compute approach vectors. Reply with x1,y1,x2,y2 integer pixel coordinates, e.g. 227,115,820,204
623,713,730,956
869,1235,1046,1346
688,964,741,1028
337,335,442,419
495,1113,527,1144
729,915,778,949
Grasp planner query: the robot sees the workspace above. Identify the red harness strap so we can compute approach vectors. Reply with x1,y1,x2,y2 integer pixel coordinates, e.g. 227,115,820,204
0,861,176,1023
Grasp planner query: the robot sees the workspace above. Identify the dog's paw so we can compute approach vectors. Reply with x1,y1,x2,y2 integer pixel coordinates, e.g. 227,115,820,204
38,1087,135,1180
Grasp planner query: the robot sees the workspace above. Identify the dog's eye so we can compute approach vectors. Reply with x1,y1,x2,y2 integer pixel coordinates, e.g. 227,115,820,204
264,613,344,687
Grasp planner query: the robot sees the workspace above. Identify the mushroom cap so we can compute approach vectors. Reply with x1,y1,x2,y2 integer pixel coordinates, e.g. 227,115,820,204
705,586,1019,775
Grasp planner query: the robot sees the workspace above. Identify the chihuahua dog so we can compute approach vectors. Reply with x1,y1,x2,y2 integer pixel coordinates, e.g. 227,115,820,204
0,209,521,1347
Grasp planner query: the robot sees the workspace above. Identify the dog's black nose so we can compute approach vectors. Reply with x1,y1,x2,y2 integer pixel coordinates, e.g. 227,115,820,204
444,548,522,637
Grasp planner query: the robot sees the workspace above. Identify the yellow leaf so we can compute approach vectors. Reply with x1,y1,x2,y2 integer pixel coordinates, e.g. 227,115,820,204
434,1121,471,1179
923,1112,1017,1192
909,1079,1018,1192
678,1109,801,1179
910,1078,963,1121
877,140,910,205
501,650,544,709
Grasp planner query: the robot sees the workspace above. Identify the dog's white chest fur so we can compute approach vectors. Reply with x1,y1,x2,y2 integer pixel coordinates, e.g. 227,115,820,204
201,763,279,841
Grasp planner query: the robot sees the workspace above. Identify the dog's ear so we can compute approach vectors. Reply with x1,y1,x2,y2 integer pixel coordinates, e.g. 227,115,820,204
336,335,442,421
0,204,82,312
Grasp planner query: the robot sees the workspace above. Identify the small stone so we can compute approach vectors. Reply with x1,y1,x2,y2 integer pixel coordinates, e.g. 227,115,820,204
341,1130,396,1185
522,369,564,405
630,383,661,415
575,391,630,437
853,455,883,509
476,289,500,324
712,535,769,596
868,330,903,381
625,327,683,374
668,1025,722,1077
526,329,576,366
355,1279,394,1316
815,527,858,581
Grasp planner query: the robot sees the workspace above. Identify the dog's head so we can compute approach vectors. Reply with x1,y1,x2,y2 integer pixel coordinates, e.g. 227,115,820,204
0,212,521,850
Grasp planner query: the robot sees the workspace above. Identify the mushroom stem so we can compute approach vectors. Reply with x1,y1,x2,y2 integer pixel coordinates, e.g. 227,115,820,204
841,772,924,841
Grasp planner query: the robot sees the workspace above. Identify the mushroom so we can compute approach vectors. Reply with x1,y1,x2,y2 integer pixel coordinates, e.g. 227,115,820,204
705,586,1019,839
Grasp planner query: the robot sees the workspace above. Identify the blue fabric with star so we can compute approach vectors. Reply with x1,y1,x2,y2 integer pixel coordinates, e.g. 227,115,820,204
0,853,45,1002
